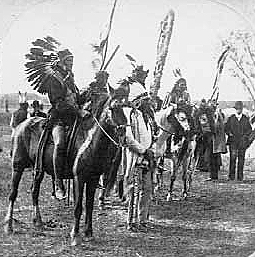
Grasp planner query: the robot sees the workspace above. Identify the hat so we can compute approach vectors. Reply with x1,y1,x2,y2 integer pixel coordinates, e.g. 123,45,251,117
58,49,73,62
95,70,109,81
234,101,243,109
131,65,149,80
32,100,40,108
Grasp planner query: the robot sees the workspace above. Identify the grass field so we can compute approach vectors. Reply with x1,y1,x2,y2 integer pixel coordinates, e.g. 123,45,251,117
1,118,255,256
1,142,255,256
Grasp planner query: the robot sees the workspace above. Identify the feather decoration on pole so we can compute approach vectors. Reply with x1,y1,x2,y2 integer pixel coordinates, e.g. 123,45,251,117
91,0,119,72
210,46,230,101
150,10,175,101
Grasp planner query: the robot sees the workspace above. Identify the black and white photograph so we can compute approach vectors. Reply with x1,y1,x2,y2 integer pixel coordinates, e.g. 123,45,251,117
1,0,255,256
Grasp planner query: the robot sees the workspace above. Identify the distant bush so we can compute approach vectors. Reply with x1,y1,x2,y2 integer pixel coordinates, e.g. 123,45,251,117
0,112,11,125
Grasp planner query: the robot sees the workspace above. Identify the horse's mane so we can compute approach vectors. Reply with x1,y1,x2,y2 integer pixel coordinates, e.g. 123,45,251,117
155,106,174,129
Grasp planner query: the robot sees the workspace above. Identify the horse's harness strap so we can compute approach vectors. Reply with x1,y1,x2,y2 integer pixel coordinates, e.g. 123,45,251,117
158,125,173,135
92,115,123,148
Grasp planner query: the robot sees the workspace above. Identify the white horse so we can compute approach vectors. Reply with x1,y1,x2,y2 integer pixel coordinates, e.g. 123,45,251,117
153,105,197,200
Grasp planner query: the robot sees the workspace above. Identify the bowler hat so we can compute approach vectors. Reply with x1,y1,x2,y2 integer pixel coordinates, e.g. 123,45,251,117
234,101,243,109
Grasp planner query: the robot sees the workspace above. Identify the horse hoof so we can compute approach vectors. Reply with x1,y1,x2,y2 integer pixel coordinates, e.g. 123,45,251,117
83,235,94,242
70,229,81,246
33,218,43,228
4,223,13,235
182,193,188,200
70,235,82,246
84,230,93,241
166,194,172,202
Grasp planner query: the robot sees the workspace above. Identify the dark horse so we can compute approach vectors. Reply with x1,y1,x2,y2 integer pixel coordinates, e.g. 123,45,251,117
4,91,126,246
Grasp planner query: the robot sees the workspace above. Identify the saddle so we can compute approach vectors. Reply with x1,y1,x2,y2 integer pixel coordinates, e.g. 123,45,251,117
34,116,81,179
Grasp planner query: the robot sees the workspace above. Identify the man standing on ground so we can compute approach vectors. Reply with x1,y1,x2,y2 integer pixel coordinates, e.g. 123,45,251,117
225,101,252,181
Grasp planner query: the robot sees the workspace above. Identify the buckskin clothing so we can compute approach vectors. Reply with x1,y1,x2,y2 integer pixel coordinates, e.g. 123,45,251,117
123,105,153,225
225,114,252,180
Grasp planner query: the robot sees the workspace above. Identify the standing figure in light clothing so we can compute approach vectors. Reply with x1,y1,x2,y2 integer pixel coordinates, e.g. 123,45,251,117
114,62,155,231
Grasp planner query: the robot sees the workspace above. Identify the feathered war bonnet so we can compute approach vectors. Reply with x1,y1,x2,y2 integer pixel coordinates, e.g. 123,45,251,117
125,54,149,102
24,36,73,94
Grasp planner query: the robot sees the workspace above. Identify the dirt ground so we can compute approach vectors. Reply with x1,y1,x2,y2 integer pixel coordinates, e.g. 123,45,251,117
1,148,255,257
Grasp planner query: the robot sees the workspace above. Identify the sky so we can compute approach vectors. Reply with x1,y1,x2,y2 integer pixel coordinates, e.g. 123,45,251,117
0,0,254,100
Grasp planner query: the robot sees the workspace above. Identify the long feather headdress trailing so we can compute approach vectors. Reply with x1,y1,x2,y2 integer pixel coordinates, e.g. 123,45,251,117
25,36,72,94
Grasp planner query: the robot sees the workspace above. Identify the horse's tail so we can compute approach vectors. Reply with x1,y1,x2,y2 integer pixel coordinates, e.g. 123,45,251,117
105,147,122,193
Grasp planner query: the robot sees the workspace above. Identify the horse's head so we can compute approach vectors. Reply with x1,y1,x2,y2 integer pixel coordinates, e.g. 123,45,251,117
89,85,128,145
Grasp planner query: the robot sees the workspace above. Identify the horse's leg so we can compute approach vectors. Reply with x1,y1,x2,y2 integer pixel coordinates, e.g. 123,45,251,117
84,178,98,239
118,178,124,200
31,169,45,228
167,157,177,201
4,167,24,234
158,156,164,189
182,154,189,199
70,175,85,246
98,175,105,210
51,174,56,198
187,151,196,194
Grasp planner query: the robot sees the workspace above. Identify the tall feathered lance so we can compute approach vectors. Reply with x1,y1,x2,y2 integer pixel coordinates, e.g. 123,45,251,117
150,10,175,102
210,46,230,101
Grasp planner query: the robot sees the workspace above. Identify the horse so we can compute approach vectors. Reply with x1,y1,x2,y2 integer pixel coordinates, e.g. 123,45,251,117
153,104,198,201
4,89,126,246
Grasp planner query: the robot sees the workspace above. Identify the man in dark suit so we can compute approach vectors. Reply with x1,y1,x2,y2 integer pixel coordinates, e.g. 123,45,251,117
225,101,252,181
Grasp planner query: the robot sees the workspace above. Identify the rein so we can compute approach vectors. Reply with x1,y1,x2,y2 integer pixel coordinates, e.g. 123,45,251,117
158,124,173,135
93,115,122,147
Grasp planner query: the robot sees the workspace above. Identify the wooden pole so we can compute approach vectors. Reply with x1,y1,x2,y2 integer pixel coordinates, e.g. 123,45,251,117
100,0,118,70
103,45,120,70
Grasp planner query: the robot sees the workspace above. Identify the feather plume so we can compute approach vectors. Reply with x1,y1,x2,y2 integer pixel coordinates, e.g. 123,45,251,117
25,36,64,94
125,54,136,63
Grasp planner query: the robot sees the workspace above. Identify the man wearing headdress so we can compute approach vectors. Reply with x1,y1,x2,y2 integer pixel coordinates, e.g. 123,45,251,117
79,70,109,116
115,64,155,231
41,48,79,200
169,77,190,105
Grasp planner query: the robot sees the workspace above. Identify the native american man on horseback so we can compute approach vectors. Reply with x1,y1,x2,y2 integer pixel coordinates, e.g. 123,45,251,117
156,69,197,200
24,38,82,200
25,37,111,200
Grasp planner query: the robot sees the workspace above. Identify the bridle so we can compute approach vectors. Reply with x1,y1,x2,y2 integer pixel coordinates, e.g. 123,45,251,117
92,99,131,148
92,115,124,147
